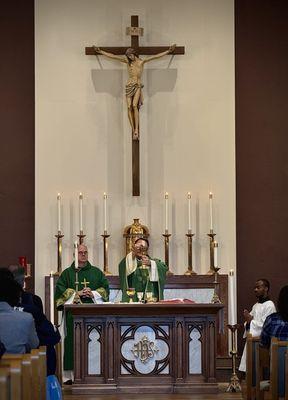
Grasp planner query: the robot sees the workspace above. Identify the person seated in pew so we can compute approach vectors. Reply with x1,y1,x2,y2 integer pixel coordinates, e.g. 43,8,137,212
0,340,5,358
0,273,39,353
239,278,276,372
9,264,44,313
118,238,168,302
260,285,288,348
10,266,61,376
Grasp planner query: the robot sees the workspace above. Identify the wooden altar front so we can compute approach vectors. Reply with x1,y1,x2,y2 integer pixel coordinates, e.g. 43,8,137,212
66,302,224,394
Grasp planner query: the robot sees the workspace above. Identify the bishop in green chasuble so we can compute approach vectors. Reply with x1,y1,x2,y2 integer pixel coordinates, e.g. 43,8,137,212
119,238,168,302
55,245,109,371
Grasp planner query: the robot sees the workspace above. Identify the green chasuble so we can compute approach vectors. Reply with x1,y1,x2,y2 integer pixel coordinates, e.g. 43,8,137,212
118,256,168,302
54,261,109,370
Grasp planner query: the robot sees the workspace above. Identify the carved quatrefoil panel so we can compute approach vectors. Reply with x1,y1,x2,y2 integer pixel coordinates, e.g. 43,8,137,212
120,325,169,375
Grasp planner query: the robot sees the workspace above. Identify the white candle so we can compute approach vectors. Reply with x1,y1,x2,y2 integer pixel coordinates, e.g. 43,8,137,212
103,192,107,233
79,193,83,232
57,193,61,232
213,241,218,267
50,271,54,325
165,192,169,232
229,269,236,325
209,192,213,231
74,241,79,268
188,192,192,232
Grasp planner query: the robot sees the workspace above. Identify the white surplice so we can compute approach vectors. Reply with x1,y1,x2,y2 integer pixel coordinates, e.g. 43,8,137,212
239,299,276,372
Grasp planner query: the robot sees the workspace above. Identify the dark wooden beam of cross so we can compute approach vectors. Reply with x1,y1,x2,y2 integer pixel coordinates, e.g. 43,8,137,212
86,16,185,196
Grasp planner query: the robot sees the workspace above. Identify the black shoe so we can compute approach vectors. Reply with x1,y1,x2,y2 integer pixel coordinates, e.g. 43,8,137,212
63,379,73,385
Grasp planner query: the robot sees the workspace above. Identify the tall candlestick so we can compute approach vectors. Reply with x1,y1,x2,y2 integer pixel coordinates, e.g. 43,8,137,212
103,192,107,233
50,271,54,325
188,192,192,232
79,192,83,232
165,192,169,232
213,241,218,268
57,193,61,232
229,270,236,325
209,192,214,231
74,241,79,268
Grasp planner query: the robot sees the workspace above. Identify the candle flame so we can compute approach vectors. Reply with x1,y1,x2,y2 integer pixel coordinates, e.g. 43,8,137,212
188,192,191,199
213,241,218,247
79,192,83,199
103,192,107,199
57,193,61,199
209,192,213,199
229,269,234,276
50,271,54,276
165,192,169,198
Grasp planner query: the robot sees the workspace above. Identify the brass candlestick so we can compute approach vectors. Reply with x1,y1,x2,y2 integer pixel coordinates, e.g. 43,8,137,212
162,231,173,275
207,230,216,274
211,267,221,303
101,231,112,275
184,232,196,275
226,324,241,392
54,231,64,275
77,230,86,245
73,269,82,304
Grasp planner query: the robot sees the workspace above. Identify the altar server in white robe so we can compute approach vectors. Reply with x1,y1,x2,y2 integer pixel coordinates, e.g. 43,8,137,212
239,279,276,372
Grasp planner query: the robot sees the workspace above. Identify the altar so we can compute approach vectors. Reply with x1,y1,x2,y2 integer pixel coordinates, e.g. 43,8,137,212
66,302,224,394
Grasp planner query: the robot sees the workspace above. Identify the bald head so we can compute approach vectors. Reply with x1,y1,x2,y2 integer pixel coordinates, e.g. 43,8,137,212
78,244,88,267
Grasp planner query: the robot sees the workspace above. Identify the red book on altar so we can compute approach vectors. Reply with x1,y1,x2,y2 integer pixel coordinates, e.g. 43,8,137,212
158,298,195,304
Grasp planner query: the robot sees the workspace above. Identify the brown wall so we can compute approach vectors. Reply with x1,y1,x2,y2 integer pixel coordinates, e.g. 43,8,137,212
235,0,288,344
0,2,35,284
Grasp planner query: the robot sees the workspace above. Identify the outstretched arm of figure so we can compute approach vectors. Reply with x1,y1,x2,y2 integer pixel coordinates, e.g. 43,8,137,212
93,46,127,63
143,44,176,64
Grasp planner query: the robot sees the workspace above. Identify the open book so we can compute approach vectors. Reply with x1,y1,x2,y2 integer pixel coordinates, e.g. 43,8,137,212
158,298,195,304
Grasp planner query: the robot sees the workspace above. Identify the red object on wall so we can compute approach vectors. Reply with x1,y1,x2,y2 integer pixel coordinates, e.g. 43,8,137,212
18,256,27,267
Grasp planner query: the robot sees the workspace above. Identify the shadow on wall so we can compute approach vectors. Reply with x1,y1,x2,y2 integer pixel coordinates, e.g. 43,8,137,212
146,69,177,97
91,69,123,97
91,69,177,97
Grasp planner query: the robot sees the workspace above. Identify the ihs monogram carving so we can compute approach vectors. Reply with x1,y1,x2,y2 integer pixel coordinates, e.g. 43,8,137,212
131,335,159,363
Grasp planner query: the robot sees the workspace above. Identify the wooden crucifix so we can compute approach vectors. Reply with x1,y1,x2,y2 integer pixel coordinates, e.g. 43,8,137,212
86,16,185,196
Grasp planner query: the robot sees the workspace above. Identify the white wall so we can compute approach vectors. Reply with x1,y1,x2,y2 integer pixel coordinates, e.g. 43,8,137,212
35,0,235,300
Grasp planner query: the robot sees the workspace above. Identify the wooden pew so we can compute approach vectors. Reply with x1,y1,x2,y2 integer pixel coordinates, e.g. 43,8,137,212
31,347,47,400
285,349,288,400
255,337,288,400
269,338,288,400
246,333,260,400
255,342,269,400
0,359,21,400
0,367,10,400
38,346,47,400
1,354,32,400
0,346,47,400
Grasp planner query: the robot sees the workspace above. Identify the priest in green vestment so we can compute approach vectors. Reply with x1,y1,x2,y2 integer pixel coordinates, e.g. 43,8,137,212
118,238,168,302
55,244,109,381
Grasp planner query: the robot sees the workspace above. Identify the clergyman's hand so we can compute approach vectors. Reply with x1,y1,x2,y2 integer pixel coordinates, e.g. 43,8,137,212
83,287,93,298
78,288,93,298
243,309,253,323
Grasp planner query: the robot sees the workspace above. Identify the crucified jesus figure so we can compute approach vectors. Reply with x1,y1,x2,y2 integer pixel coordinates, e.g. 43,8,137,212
93,44,176,140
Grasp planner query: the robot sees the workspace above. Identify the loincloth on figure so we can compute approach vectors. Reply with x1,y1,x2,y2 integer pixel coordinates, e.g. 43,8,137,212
125,82,144,108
